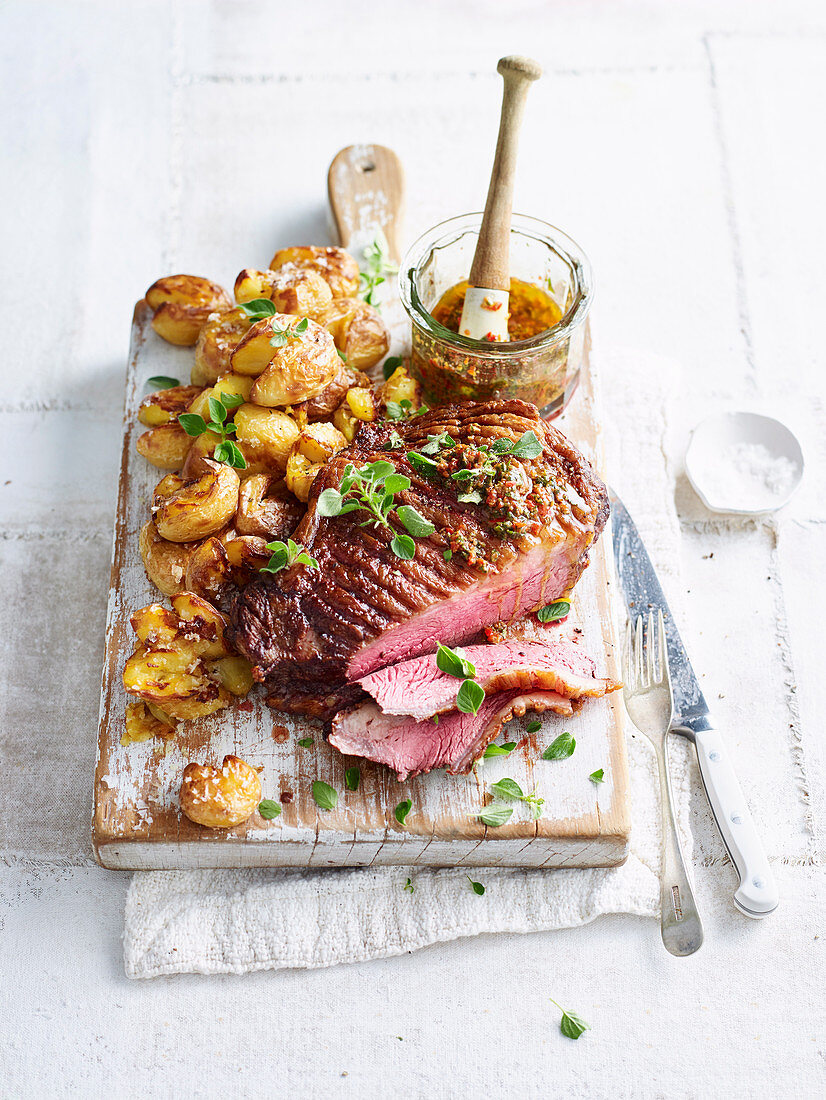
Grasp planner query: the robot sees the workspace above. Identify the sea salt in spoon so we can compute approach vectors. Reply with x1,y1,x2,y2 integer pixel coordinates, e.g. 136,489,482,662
458,55,542,342
685,411,804,514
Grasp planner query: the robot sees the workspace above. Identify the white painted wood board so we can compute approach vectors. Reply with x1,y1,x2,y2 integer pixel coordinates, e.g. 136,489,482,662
93,306,630,869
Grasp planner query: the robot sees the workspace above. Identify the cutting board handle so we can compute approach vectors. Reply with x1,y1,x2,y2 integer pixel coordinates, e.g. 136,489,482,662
327,144,405,262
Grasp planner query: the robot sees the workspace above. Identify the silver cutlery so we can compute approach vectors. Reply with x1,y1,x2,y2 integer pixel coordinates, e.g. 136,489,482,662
623,611,704,955
610,490,779,926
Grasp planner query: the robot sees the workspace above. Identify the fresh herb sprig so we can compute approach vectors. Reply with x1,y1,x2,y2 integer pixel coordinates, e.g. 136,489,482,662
489,777,545,820
543,731,576,760
260,538,318,575
385,398,429,421
317,460,435,561
178,392,246,469
551,1000,591,1041
359,232,398,307
467,876,485,895
270,316,309,348
482,741,516,760
488,430,543,460
239,298,278,322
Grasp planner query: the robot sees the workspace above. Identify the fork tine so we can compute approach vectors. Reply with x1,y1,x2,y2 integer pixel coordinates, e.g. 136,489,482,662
623,618,634,690
634,615,645,688
647,610,656,685
656,608,667,685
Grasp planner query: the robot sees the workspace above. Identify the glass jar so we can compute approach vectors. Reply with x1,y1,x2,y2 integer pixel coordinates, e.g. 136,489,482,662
399,212,593,418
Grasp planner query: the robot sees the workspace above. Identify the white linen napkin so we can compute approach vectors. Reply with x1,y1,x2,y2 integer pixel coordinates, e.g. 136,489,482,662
124,348,689,978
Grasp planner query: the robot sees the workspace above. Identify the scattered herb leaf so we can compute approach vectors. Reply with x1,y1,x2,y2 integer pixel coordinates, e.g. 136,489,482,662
420,431,456,456
345,767,361,791
297,737,314,748
269,316,309,348
311,780,338,810
457,489,483,505
456,678,485,715
396,504,435,538
406,451,440,478
466,875,485,896
477,804,514,828
239,298,277,321
404,877,414,893
537,600,571,624
390,533,415,560
551,1000,592,1040
482,741,516,759
436,643,476,680
543,731,576,760
146,375,180,390
395,799,412,825
443,549,453,562
526,720,542,734
258,799,281,820
589,768,605,784
386,429,404,450
490,777,524,801
177,391,247,469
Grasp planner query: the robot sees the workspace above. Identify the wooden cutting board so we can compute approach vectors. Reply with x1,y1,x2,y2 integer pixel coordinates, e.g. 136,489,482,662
93,146,630,870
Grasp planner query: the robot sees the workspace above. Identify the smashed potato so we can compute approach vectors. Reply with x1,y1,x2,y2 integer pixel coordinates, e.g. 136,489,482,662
185,535,232,603
123,594,238,720
225,535,271,585
269,246,360,299
136,423,192,470
345,386,377,422
139,520,194,596
269,268,333,318
193,308,252,386
231,315,339,407
285,423,347,502
380,362,422,410
122,700,177,746
146,275,231,346
235,475,303,539
179,755,262,829
138,385,203,427
153,460,240,543
233,403,299,473
316,298,389,370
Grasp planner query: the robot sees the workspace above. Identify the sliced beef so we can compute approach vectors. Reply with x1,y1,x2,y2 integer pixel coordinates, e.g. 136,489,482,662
329,690,574,782
229,399,608,718
358,638,619,720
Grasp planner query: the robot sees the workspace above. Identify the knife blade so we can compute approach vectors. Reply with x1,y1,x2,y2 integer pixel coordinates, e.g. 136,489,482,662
609,489,779,918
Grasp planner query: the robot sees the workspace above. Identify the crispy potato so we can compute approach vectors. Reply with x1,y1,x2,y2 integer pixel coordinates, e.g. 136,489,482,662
294,421,347,465
269,246,360,298
185,535,232,602
317,298,389,370
122,699,177,746
139,520,194,596
380,363,422,410
211,656,255,696
332,403,359,443
180,430,221,479
269,268,333,318
153,460,240,543
138,385,203,427
180,755,262,829
345,386,377,422
136,423,192,470
293,361,369,422
193,308,252,385
225,535,271,585
285,450,322,503
250,324,340,407
146,275,231,346
233,403,300,473
235,475,303,539
211,373,254,403
234,268,277,304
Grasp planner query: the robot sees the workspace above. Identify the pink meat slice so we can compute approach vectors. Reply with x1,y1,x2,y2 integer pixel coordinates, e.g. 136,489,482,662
357,639,619,720
329,690,574,782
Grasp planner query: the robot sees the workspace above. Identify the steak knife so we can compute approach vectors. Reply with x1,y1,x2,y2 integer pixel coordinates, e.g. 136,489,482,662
609,491,779,918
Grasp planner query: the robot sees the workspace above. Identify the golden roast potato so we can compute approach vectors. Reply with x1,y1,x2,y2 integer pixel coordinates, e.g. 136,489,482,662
235,475,303,539
184,535,232,603
139,520,195,596
316,297,389,370
179,755,262,829
380,362,423,411
123,594,243,720
294,360,370,422
225,535,271,585
122,700,177,746
284,422,347,502
233,403,300,473
136,423,193,470
138,385,203,427
146,275,231,346
192,308,251,386
153,460,240,543
269,246,360,298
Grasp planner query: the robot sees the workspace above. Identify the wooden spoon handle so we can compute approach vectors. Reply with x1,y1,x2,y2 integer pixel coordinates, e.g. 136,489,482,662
468,56,542,290
327,144,405,261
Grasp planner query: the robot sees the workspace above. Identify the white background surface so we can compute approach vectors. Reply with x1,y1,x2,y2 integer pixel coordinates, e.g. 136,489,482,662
1,0,824,1095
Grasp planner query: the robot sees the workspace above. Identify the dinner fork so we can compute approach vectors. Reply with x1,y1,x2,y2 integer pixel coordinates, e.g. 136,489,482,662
623,611,704,956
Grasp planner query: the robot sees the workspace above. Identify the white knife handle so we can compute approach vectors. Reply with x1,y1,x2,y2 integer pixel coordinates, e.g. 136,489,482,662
693,728,779,918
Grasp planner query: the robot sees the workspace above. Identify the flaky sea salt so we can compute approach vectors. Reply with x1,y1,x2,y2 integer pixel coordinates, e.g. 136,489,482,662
695,441,798,510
